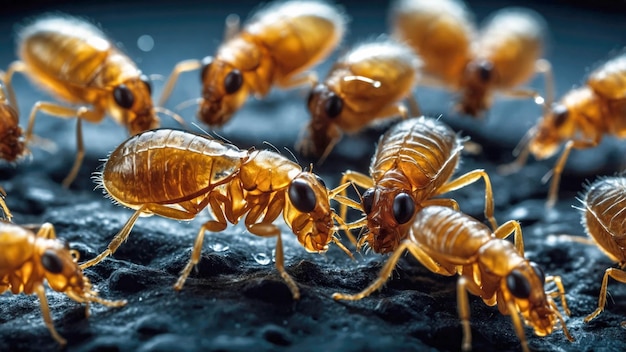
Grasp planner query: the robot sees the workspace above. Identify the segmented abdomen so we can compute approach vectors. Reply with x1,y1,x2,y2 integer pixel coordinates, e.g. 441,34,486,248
18,16,119,101
410,206,491,262
582,177,626,262
371,117,462,190
103,129,248,206
246,1,345,77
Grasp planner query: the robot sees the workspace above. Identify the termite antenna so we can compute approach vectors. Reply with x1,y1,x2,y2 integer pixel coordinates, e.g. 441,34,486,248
283,146,299,164
174,97,202,112
262,140,281,154
154,106,188,128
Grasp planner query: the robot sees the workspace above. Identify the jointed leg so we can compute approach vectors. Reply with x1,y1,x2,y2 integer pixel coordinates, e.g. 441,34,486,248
248,222,300,300
457,276,485,352
438,169,497,230
35,285,66,346
80,206,146,269
545,275,571,316
338,171,373,221
505,301,530,352
546,139,597,208
3,61,28,115
174,216,227,290
332,239,452,301
584,267,626,323
492,220,524,256
24,102,104,188
62,118,84,188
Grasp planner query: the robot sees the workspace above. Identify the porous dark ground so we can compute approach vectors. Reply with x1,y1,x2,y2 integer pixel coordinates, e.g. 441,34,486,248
1,1,625,351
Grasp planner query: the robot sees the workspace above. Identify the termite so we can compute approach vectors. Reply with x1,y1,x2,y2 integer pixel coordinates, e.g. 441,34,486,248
0,221,126,346
333,205,573,352
338,117,497,254
0,71,26,163
390,0,552,117
3,14,181,188
296,38,421,161
81,129,358,300
578,176,626,326
158,0,346,127
502,52,626,208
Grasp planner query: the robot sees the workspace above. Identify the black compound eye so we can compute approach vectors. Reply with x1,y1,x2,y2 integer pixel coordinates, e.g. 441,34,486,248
41,250,64,274
200,56,213,82
314,175,326,189
393,192,415,224
324,93,343,118
289,178,317,213
530,262,546,286
224,69,243,94
362,188,375,214
113,84,135,109
552,104,569,127
140,74,152,95
506,269,532,299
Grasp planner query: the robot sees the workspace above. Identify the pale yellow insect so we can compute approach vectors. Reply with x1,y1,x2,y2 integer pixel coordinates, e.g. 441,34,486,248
296,38,421,160
390,0,552,117
503,53,626,207
82,129,359,299
334,205,573,352
0,221,126,345
578,177,626,326
4,14,180,187
159,0,346,127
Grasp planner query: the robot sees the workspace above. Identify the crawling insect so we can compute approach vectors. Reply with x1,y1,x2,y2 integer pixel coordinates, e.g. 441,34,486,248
296,38,421,160
390,0,552,117
3,14,181,188
82,129,358,300
502,52,626,208
333,205,573,352
0,221,126,346
0,186,12,221
0,72,26,163
578,176,626,326
158,0,346,127
339,117,497,254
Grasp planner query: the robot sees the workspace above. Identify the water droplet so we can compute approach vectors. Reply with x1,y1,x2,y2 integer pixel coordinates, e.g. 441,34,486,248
137,34,154,52
209,241,229,252
253,253,271,265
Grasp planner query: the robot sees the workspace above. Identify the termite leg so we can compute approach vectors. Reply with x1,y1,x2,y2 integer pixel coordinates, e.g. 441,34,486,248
35,285,67,346
584,268,626,323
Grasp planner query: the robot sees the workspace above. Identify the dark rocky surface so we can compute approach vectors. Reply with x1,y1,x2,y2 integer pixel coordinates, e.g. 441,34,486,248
1,0,625,351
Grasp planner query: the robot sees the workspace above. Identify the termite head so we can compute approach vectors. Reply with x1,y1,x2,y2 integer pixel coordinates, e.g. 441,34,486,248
359,186,416,254
198,56,249,127
298,83,344,158
110,74,159,135
503,261,561,337
286,172,333,253
36,238,86,295
530,87,598,159
458,59,494,117
529,103,573,159
0,104,27,162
